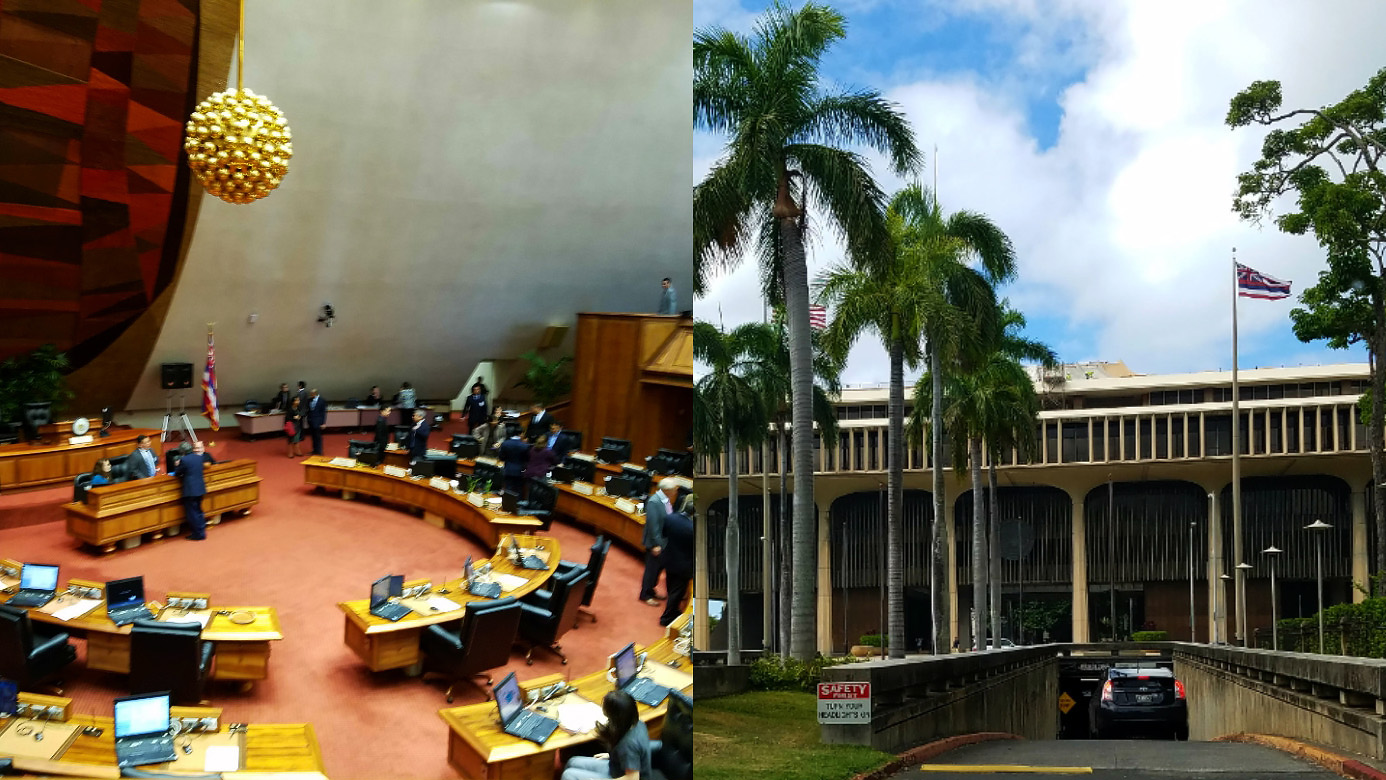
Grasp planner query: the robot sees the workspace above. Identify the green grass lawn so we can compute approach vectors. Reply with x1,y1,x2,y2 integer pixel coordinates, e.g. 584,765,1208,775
696,690,893,780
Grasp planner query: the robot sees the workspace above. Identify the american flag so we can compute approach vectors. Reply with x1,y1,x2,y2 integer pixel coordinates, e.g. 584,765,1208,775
1236,263,1291,300
201,331,219,431
809,304,827,330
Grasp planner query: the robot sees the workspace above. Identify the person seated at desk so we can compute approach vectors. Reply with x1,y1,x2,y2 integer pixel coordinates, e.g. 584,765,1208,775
560,691,654,780
91,458,114,486
523,438,559,481
474,411,503,454
268,383,292,412
364,386,383,407
130,435,160,479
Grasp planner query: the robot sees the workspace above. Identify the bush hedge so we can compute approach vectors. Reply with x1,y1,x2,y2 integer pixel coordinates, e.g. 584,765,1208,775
747,654,862,692
1131,630,1169,642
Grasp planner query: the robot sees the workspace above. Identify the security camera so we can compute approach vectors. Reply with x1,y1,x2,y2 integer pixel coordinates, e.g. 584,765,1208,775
317,303,335,327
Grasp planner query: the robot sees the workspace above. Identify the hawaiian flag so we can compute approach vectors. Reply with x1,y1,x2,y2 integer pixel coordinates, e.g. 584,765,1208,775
809,304,827,330
201,331,219,431
1236,263,1292,300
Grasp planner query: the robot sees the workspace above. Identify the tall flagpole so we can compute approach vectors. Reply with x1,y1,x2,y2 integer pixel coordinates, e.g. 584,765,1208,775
1231,249,1246,645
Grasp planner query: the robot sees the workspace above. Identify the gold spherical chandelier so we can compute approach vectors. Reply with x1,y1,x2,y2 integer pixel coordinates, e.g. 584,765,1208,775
183,1,292,204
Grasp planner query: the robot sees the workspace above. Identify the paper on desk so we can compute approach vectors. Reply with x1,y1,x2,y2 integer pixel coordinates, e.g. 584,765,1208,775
492,573,528,592
554,694,606,735
427,596,461,613
48,598,101,621
204,745,240,772
159,609,212,628
330,457,356,467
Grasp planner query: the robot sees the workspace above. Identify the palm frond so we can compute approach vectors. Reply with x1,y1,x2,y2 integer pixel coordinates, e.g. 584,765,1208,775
796,90,922,177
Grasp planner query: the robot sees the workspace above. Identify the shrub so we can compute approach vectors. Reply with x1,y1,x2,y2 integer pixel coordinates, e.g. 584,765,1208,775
858,634,888,648
748,654,862,692
1131,631,1168,642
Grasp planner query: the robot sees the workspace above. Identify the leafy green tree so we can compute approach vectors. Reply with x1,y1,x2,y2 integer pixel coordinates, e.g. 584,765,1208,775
512,350,572,407
1227,69,1386,592
0,345,74,423
695,2,920,659
694,321,774,664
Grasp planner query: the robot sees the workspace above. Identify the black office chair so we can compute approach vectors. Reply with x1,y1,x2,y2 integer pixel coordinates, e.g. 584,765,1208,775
420,598,522,703
653,690,692,780
555,536,610,624
21,402,52,443
243,400,260,413
516,568,588,664
130,620,215,704
0,605,75,694
72,473,95,504
517,479,556,531
0,422,19,446
165,443,191,474
107,454,132,482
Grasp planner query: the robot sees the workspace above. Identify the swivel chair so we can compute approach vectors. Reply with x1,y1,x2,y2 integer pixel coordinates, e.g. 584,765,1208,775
0,605,75,694
516,568,588,664
555,536,610,624
21,402,52,444
243,400,260,413
130,620,214,704
0,422,18,446
72,473,95,504
106,454,132,482
517,480,556,531
420,598,522,702
653,691,693,780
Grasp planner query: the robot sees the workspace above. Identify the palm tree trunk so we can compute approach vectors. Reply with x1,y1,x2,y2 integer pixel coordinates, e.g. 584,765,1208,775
726,428,741,666
988,461,1001,646
782,216,817,661
931,345,948,654
1370,280,1386,596
778,418,792,655
887,341,904,659
970,436,985,650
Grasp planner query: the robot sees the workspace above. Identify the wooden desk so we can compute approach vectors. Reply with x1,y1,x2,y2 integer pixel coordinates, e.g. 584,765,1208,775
64,459,261,552
0,427,153,493
337,534,560,673
3,697,324,778
438,610,692,780
236,407,390,438
302,457,543,547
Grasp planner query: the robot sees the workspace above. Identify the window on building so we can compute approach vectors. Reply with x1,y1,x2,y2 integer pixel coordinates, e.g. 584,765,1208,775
1206,414,1231,456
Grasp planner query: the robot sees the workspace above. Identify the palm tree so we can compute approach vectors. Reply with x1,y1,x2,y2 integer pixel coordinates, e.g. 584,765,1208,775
814,187,958,659
695,2,920,660
894,186,1015,653
694,321,773,665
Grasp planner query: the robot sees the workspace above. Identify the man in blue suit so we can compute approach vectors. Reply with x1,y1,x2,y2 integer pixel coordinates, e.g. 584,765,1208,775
129,435,160,479
499,430,529,495
660,496,694,627
306,388,327,456
407,409,430,466
174,440,216,541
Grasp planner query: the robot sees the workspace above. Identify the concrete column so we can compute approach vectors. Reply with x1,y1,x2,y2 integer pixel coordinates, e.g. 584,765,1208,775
1207,489,1225,644
1352,487,1368,603
694,499,710,649
947,489,958,647
817,502,834,655
1071,491,1089,643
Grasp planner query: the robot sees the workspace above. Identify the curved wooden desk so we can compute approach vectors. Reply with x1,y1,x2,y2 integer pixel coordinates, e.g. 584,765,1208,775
437,609,692,780
0,571,283,688
0,427,154,493
64,459,261,552
337,534,559,673
302,457,542,547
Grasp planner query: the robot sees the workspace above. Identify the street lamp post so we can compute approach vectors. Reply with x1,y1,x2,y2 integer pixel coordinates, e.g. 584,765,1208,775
1188,521,1197,643
1217,574,1232,645
1263,546,1282,651
1306,520,1333,653
1236,562,1253,645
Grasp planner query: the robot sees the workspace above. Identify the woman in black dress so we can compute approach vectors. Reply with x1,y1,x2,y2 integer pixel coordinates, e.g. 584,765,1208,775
285,396,304,457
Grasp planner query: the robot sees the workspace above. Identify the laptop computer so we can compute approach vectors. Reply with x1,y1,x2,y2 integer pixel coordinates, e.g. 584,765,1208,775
8,564,59,608
492,672,559,745
368,575,411,622
106,576,154,626
113,692,177,768
464,556,500,599
507,536,547,570
613,642,670,706
0,679,16,717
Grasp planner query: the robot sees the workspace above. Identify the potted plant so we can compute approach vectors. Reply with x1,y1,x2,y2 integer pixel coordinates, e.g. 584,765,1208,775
0,344,74,424
513,350,572,407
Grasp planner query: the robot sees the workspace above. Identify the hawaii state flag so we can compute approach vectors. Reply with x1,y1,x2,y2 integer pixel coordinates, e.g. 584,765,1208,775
201,331,219,431
1236,263,1292,300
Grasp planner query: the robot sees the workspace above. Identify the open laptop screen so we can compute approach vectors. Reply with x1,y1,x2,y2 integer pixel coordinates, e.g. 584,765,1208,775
370,576,391,608
114,692,170,738
613,642,638,689
493,672,522,725
106,576,144,609
464,556,475,583
20,564,58,591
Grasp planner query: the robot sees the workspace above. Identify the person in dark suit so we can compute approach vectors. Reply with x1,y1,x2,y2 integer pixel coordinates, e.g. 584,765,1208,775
639,478,678,606
130,435,160,479
523,440,559,480
364,386,383,407
544,420,572,459
174,440,216,541
373,406,392,454
296,381,309,410
499,430,529,495
461,383,488,433
306,388,327,456
525,403,550,441
268,383,292,412
660,496,694,627
406,409,430,467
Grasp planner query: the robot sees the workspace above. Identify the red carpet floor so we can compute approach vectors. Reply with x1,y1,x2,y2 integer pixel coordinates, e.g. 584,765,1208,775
0,424,668,779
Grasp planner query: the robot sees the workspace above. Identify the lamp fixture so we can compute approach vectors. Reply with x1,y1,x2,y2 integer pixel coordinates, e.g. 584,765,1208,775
183,0,292,204
1235,562,1253,571
1263,545,1282,555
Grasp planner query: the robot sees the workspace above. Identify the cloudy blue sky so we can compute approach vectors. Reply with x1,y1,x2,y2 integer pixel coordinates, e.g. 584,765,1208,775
694,0,1384,386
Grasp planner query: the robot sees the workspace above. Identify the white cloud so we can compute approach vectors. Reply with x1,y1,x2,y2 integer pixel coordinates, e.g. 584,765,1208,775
696,0,1380,382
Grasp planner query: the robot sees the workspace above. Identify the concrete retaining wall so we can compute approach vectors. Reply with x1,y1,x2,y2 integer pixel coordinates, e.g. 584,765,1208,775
693,664,750,700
